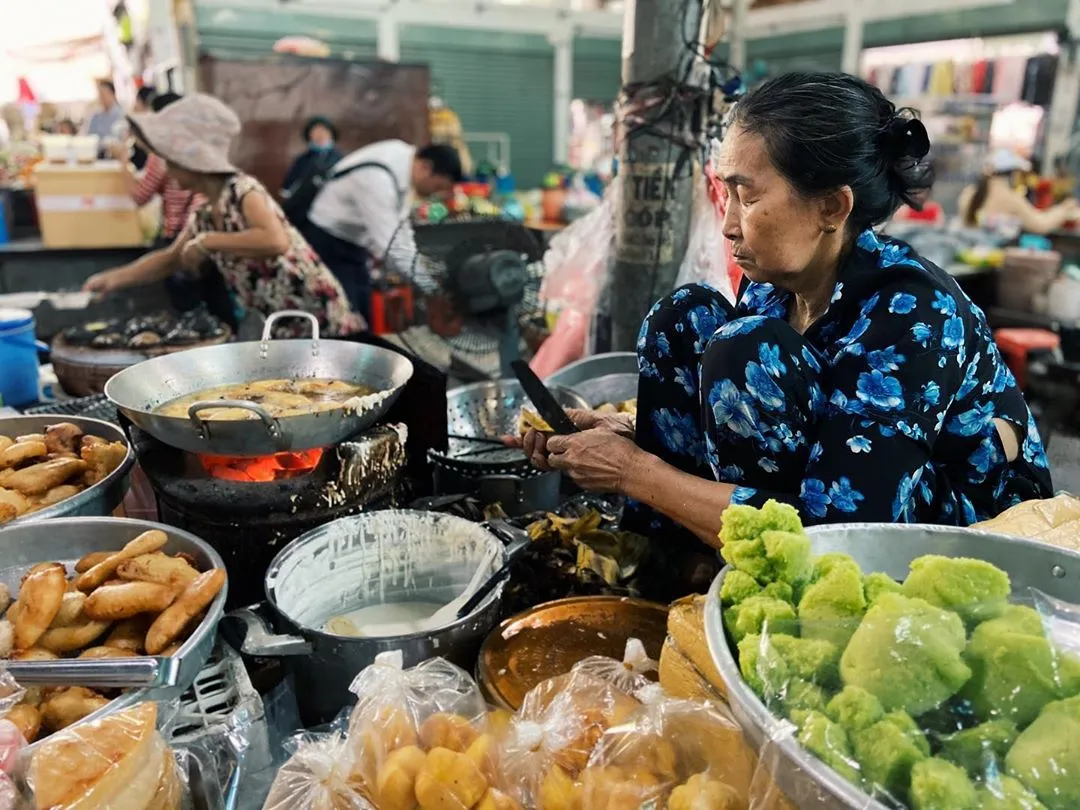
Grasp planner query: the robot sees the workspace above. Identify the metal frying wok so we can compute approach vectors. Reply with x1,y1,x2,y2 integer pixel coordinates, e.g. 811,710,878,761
105,311,414,456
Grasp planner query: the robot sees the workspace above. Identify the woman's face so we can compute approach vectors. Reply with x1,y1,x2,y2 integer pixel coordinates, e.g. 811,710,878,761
308,123,333,148
716,125,847,288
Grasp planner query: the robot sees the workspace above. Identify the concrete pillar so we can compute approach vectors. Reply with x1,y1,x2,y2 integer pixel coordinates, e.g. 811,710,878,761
378,15,401,63
729,0,750,71
610,0,705,351
841,0,864,75
1044,0,1080,169
550,28,575,165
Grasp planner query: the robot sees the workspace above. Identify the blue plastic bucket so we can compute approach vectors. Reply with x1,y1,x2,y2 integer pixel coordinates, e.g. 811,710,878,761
0,308,46,407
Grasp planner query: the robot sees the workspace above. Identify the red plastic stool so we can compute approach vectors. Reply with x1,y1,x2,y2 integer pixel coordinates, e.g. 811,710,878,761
993,328,1060,389
370,284,414,336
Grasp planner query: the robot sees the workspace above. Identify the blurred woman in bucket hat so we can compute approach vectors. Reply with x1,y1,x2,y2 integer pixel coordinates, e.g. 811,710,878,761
84,94,365,336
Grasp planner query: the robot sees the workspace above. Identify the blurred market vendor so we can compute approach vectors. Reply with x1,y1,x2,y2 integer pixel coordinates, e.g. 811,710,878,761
959,148,1080,235
83,79,124,152
521,73,1052,554
281,115,343,197
83,94,364,336
110,92,214,316
301,141,464,322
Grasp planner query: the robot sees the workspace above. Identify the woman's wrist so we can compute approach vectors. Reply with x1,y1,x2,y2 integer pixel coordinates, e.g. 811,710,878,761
619,445,658,500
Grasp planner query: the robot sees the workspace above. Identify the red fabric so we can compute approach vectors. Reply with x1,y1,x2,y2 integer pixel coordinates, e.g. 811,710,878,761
134,154,204,239
704,161,743,295
16,77,35,104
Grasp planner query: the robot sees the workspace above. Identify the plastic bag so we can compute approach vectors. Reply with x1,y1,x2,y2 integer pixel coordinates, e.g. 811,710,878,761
346,651,505,810
577,684,749,810
719,502,1080,810
572,638,658,695
25,701,187,810
499,648,647,809
262,732,372,810
974,494,1080,551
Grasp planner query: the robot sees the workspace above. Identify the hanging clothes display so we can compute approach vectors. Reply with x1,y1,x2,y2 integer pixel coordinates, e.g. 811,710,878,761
1021,54,1058,107
993,56,1027,103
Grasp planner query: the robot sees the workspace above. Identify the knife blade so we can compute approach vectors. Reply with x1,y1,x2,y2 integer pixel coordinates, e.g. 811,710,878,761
511,359,579,435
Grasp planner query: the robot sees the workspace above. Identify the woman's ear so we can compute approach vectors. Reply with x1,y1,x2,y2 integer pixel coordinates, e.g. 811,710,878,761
820,186,854,232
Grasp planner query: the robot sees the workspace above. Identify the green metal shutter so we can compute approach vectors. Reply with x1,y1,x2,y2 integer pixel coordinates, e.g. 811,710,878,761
573,38,622,103
401,34,555,187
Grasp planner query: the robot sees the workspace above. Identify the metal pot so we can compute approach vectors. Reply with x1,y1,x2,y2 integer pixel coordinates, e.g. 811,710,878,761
704,523,1080,810
0,517,227,751
0,415,134,525
544,352,639,407
105,310,414,456
225,510,511,725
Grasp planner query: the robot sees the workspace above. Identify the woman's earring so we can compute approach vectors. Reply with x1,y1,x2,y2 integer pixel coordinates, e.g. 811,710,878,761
823,224,838,233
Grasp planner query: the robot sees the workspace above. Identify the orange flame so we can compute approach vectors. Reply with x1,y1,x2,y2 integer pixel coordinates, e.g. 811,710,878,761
198,448,325,482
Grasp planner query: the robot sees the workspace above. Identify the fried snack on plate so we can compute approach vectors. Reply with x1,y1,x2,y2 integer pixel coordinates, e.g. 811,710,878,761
8,704,42,743
49,592,87,629
79,646,136,660
11,648,58,662
39,687,112,732
81,440,128,486
75,529,168,592
4,458,87,496
144,568,225,655
0,441,46,469
117,553,199,590
15,434,46,445
74,551,111,574
38,485,81,508
0,490,28,521
30,702,167,810
38,616,111,654
0,504,15,526
14,563,66,650
43,423,83,457
0,437,12,453
518,408,553,437
0,621,11,658
105,617,151,653
84,581,176,621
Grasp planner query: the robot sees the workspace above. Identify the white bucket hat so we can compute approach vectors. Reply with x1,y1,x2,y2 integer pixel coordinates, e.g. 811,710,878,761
128,93,240,174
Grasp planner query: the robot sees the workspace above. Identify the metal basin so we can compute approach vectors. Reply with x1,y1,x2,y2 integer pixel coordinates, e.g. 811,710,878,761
545,352,639,407
0,517,228,750
0,415,134,525
704,523,1080,810
228,510,509,725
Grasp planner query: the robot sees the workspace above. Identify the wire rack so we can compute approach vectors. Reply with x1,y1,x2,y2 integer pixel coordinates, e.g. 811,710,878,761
24,394,119,424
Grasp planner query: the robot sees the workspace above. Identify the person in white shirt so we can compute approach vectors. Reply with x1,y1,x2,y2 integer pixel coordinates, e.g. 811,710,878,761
84,80,125,155
302,141,463,322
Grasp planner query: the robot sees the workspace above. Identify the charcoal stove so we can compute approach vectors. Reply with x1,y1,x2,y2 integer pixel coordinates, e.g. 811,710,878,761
119,334,449,608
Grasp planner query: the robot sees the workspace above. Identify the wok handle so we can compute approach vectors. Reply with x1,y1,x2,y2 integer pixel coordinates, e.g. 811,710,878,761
223,605,313,657
188,400,281,440
260,310,320,359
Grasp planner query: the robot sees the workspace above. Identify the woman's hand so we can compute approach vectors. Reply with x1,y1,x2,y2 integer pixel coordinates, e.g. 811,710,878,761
179,237,207,271
82,269,125,297
546,430,641,493
506,408,636,470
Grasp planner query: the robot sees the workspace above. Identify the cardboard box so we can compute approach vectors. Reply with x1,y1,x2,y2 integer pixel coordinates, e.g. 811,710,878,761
34,162,145,249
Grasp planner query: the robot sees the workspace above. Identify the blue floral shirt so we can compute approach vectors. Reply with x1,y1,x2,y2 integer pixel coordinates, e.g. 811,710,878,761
727,229,1052,525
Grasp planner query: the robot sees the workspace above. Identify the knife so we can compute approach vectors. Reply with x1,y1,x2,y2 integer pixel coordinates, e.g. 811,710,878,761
510,359,579,435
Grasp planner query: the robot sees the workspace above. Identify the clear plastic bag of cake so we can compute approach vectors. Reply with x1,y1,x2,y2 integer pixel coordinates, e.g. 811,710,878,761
262,731,372,810
571,638,658,695
24,701,188,810
498,652,647,810
577,684,751,810
346,650,507,810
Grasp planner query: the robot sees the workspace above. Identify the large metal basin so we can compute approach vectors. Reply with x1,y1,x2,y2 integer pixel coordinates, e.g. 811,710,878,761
0,415,134,525
704,523,1080,810
0,517,227,750
545,352,638,407
227,510,509,725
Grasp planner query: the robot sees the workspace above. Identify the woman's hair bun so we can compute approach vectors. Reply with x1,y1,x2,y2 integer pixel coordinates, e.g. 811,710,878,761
733,72,935,230
886,113,931,161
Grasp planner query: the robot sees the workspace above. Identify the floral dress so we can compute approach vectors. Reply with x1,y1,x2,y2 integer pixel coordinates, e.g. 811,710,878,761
190,173,364,337
630,229,1053,548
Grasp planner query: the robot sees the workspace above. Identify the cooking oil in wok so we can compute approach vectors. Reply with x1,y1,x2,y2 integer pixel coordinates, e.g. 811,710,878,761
324,601,445,637
155,378,377,420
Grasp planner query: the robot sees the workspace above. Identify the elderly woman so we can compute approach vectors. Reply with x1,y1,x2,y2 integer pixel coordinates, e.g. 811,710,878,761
523,73,1052,586
84,94,363,336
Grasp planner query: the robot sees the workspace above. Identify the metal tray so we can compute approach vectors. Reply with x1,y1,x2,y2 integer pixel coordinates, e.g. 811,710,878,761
544,352,638,407
704,523,1080,810
0,517,228,750
0,415,134,526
